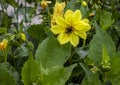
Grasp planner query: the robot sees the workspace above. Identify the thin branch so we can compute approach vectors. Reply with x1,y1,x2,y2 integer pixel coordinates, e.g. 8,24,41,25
0,0,4,11
25,0,27,28
16,0,19,29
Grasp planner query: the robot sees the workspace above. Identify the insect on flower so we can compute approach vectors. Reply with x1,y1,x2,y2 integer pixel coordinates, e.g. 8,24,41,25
51,10,91,47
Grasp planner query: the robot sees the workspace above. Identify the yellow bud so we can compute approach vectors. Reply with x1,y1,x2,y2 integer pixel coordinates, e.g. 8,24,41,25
41,1,51,9
89,13,95,17
20,33,26,41
82,1,87,6
0,39,8,51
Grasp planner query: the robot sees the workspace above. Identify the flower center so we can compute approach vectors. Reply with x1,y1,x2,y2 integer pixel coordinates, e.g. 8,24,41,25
65,27,73,34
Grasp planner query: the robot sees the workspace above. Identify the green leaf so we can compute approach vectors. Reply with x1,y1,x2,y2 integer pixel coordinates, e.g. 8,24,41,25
21,52,40,85
100,11,114,30
35,36,71,69
0,27,7,34
101,45,111,69
80,5,87,18
108,56,120,76
80,63,102,85
5,0,18,7
102,45,110,63
88,22,116,65
65,0,81,11
109,72,120,85
26,0,38,3
27,25,46,43
14,46,28,58
38,65,75,85
1,12,12,28
107,55,120,85
0,63,17,85
75,46,89,60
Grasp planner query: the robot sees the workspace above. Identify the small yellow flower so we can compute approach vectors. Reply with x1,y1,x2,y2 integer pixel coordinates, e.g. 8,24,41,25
51,10,91,47
20,33,26,41
41,0,51,9
82,1,87,6
51,1,65,26
0,39,8,51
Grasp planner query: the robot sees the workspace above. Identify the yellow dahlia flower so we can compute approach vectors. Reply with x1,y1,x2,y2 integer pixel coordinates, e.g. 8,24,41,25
0,39,8,51
51,10,91,47
51,1,65,26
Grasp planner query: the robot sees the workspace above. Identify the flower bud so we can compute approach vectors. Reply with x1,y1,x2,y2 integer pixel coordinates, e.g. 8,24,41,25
41,1,51,9
0,39,8,51
91,66,98,73
89,13,95,17
20,33,26,41
82,1,87,6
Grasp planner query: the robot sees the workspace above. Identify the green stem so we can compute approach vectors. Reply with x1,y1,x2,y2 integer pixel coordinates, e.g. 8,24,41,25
4,53,7,64
17,0,19,29
42,10,45,27
3,43,9,68
25,0,27,28
82,39,86,47
69,52,74,63
68,45,75,64
0,0,4,11
3,50,8,68
102,72,107,84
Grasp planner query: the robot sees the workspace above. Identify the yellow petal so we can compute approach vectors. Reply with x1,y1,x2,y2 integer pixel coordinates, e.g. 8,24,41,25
70,33,79,47
51,2,65,26
57,33,70,44
71,10,82,25
79,33,87,39
74,31,87,39
74,10,82,20
64,10,74,24
53,2,65,16
55,16,68,27
82,19,89,23
73,21,91,31
64,10,73,19
51,25,65,34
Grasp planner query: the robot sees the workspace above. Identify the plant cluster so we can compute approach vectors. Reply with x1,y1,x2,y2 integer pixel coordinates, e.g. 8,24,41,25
0,0,120,85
